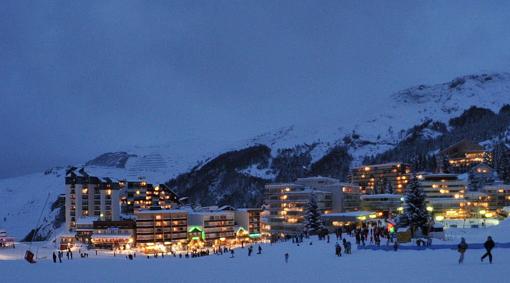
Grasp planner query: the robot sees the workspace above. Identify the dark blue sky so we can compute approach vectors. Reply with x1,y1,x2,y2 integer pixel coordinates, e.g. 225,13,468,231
2,0,510,178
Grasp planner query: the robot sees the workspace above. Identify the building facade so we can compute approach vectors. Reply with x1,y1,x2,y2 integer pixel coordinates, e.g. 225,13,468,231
65,168,121,230
295,177,361,212
350,163,412,194
134,209,188,251
438,139,492,173
121,181,180,214
482,184,510,212
188,211,235,245
359,194,402,215
234,208,262,238
264,183,332,235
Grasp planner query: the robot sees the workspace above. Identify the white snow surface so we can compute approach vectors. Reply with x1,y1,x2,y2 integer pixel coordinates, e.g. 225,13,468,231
2,220,510,282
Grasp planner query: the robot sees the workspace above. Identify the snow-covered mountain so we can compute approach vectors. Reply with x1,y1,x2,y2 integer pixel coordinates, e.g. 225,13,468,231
1,72,510,240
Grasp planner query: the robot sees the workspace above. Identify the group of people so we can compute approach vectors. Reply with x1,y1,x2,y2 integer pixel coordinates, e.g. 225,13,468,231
457,236,496,264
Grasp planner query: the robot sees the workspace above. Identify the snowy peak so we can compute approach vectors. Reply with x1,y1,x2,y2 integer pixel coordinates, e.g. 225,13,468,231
392,73,510,112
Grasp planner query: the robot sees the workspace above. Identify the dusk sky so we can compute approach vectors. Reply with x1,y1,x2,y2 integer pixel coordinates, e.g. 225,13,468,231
2,0,510,178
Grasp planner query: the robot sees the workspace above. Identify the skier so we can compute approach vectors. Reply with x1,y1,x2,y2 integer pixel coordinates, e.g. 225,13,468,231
457,237,468,264
284,253,289,263
52,252,57,263
248,246,252,256
481,236,495,264
335,243,342,257
58,251,62,263
257,245,262,254
230,249,235,258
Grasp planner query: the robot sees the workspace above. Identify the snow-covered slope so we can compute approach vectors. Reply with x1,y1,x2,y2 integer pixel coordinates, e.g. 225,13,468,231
1,72,510,240
0,169,64,240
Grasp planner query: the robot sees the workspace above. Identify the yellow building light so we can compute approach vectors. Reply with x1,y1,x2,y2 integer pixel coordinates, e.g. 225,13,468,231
485,212,494,218
285,187,291,192
81,188,88,194
426,206,434,212
364,166,371,172
435,215,444,221
107,189,112,195
369,214,376,219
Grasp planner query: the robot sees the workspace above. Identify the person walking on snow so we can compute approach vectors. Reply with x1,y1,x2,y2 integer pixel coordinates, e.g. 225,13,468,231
457,237,468,264
284,253,289,263
257,245,262,254
481,236,495,264
52,252,57,263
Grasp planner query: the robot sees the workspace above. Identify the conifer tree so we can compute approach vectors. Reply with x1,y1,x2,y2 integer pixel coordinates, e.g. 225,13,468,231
404,177,430,236
304,192,324,235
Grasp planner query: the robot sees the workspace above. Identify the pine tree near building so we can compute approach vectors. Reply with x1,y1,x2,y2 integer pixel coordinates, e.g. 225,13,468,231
403,177,430,236
304,192,324,235
493,143,510,184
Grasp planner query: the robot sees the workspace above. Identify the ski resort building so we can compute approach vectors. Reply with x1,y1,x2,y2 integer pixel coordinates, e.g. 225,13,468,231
188,210,236,245
120,181,180,214
234,208,262,238
359,194,403,216
65,169,122,230
90,220,136,249
482,184,510,212
438,139,492,173
264,183,332,235
350,163,412,194
134,208,188,252
295,177,361,212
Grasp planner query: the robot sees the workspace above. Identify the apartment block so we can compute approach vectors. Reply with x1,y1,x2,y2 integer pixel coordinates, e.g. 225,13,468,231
134,208,188,250
264,183,332,235
350,162,412,194
65,168,121,230
188,211,235,244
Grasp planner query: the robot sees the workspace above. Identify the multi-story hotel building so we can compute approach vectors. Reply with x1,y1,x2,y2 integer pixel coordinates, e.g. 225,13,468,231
350,162,412,194
295,177,361,212
359,194,403,215
482,184,510,212
415,173,467,218
134,208,188,251
234,208,262,238
91,220,136,249
121,181,180,214
264,183,332,235
188,211,235,245
65,168,121,230
438,139,492,173
417,173,466,200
